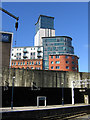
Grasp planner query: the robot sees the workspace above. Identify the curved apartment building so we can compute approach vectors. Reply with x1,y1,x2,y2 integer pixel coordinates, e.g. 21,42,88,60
49,54,79,72
42,36,74,70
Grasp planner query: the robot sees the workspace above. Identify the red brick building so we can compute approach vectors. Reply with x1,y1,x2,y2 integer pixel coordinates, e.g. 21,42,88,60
11,59,43,70
49,54,79,72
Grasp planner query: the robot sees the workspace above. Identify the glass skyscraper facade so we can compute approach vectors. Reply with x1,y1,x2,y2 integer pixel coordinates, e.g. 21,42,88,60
35,15,54,34
42,36,74,69
34,15,55,46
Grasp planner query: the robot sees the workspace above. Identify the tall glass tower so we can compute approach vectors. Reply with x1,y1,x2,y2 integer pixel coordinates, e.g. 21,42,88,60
34,15,55,46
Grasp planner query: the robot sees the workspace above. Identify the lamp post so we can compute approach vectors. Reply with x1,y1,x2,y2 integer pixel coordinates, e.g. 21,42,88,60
11,76,15,109
61,82,64,105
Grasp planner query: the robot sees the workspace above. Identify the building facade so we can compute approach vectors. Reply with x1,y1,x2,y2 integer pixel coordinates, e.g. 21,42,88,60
42,36,74,70
49,54,79,72
34,15,55,46
11,46,43,60
0,31,13,68
11,59,43,70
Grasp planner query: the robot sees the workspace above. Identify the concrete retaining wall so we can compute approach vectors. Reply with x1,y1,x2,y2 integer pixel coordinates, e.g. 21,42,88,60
1,68,90,88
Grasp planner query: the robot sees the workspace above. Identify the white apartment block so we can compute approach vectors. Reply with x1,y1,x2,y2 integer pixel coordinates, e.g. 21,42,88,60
11,46,43,60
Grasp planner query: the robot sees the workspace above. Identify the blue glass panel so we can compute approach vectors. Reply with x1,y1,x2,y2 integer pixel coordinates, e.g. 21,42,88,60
0,33,12,43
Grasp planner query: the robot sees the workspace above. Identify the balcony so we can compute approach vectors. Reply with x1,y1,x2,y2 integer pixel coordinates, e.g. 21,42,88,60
37,49,42,52
23,55,28,58
23,49,28,53
37,54,41,57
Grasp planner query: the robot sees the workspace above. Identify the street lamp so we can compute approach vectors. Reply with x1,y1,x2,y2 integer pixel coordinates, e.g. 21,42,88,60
61,82,64,105
11,76,15,109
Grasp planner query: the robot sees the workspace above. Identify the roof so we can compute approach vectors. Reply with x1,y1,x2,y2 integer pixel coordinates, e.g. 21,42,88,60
42,36,72,40
35,15,54,25
12,46,43,48
49,53,79,59
0,31,13,34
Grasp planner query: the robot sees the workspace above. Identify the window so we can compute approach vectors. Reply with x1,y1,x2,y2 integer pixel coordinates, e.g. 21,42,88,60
39,61,40,65
33,52,35,55
66,66,69,69
31,53,32,55
12,54,13,56
51,61,53,64
32,61,34,65
24,53,26,55
27,67,29,69
31,67,33,69
65,56,68,59
72,67,75,70
51,56,53,58
72,61,74,64
36,61,38,65
57,39,59,42
18,62,20,65
12,62,13,65
17,49,18,50
72,56,74,59
27,62,28,65
21,62,22,65
55,56,59,58
66,61,69,64
19,53,21,55
51,66,53,69
23,62,25,65
56,66,60,69
55,61,60,64
30,62,31,65
14,62,16,65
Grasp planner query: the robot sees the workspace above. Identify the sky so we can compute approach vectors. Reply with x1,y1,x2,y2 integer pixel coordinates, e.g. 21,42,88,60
1,2,88,72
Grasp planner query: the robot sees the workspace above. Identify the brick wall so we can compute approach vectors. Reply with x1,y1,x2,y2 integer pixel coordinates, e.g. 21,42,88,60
49,54,79,72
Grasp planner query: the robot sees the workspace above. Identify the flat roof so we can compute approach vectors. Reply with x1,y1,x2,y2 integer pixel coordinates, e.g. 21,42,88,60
12,46,43,48
0,31,13,34
35,15,54,25
49,53,79,59
42,36,72,40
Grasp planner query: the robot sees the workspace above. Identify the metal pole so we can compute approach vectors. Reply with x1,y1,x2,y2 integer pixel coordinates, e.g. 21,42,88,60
72,81,74,105
45,97,46,107
11,76,15,109
37,97,39,107
61,83,64,105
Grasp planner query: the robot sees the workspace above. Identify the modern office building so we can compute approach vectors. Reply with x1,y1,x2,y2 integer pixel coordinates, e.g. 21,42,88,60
11,59,43,70
49,54,79,72
11,46,43,60
0,31,13,68
42,36,74,70
34,15,55,46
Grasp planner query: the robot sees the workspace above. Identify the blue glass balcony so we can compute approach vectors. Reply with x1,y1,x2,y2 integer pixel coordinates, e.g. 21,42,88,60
23,49,28,53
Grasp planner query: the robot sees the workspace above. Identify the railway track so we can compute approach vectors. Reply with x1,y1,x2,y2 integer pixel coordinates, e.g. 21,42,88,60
42,110,90,120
